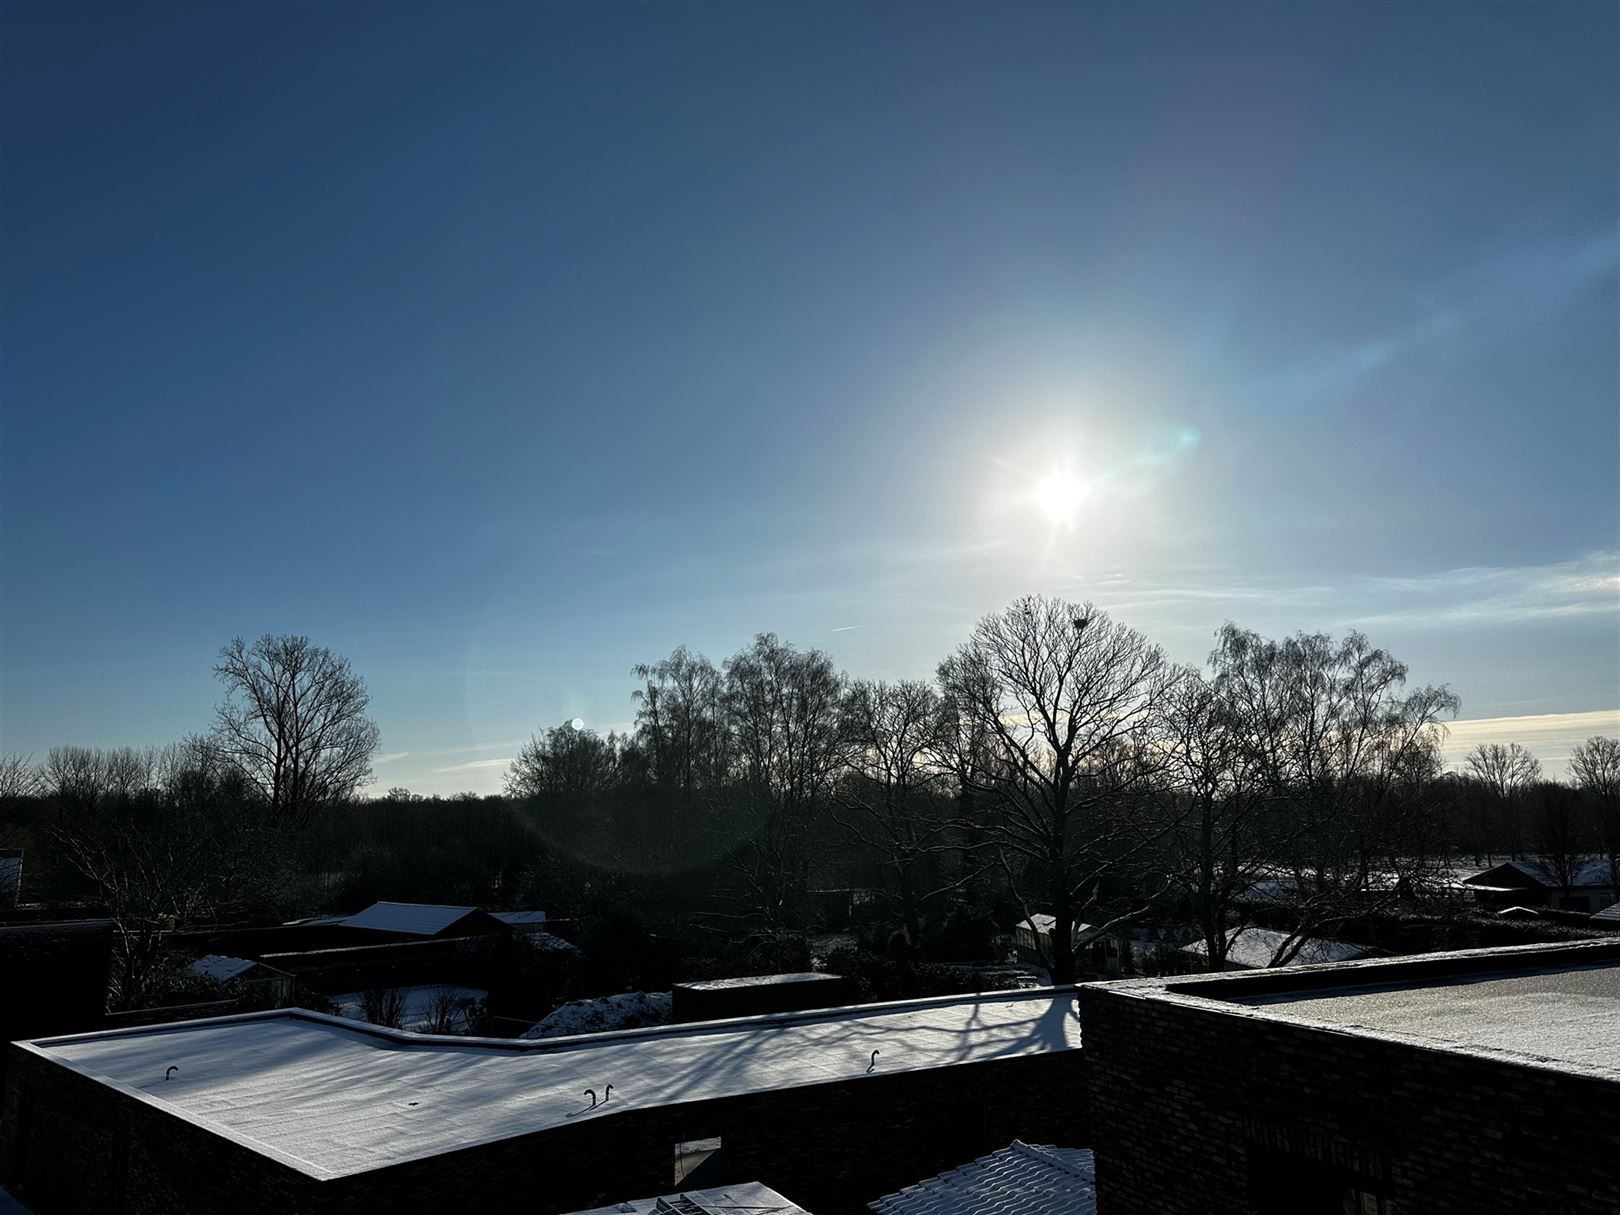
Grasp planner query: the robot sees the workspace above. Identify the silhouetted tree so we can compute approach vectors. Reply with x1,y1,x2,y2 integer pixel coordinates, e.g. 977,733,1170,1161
1571,735,1620,887
722,633,846,931
1464,742,1541,859
938,596,1184,983
833,679,961,953
1214,624,1458,965
212,634,380,821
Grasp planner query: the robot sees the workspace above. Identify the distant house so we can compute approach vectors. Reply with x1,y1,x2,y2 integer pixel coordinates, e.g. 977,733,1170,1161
188,955,294,1005
1014,914,1122,976
1592,901,1620,927
1461,859,1620,914
337,901,506,939
1180,927,1376,971
491,909,548,935
869,1141,1096,1215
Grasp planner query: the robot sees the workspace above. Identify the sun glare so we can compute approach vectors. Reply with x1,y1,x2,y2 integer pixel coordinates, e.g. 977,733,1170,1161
1032,467,1085,527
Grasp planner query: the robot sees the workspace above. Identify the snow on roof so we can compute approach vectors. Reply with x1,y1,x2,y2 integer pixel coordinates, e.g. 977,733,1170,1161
564,1181,811,1215
1241,960,1620,1076
1465,859,1618,890
1181,928,1374,971
340,901,481,936
189,955,258,983
29,988,1081,1179
1593,902,1620,925
491,909,547,926
870,1141,1096,1215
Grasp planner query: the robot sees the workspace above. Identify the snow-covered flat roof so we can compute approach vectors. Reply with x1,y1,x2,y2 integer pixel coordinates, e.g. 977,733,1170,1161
1240,961,1620,1075
26,988,1080,1180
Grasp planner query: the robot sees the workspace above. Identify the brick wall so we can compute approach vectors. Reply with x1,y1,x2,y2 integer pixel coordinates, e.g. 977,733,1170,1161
1079,979,1620,1215
2,1040,1085,1215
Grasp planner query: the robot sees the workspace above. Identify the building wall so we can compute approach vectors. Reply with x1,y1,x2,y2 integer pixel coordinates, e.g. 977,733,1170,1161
0,1046,319,1214
1079,979,1620,1215
2,1041,1085,1215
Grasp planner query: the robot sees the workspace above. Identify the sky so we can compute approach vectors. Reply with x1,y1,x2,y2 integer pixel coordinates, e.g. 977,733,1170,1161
1,1,1616,796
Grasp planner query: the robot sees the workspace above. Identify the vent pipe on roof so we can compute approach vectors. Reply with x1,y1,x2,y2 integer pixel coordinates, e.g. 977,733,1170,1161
165,1066,179,1081
583,1088,596,1108
603,1084,614,1103
867,1050,879,1073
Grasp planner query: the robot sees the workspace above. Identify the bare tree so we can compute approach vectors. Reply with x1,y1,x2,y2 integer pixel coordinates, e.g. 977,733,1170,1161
833,679,963,952
938,596,1185,983
632,645,730,803
0,754,42,801
49,740,273,1009
721,633,847,931
1214,625,1458,965
360,987,408,1029
1570,735,1620,888
1161,668,1273,970
1464,742,1542,859
212,634,381,821
1532,782,1589,901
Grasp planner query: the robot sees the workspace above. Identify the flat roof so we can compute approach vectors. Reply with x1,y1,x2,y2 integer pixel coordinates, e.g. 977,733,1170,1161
24,988,1080,1180
1240,961,1620,1074
1116,940,1620,1084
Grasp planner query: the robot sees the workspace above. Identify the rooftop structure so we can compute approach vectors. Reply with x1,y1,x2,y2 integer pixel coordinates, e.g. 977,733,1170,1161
1080,940,1620,1214
17,987,1081,1180
1593,900,1620,925
566,1181,811,1214
671,972,852,1022
492,909,549,929
189,955,263,983
1461,859,1619,913
1237,954,1619,1074
869,1141,1096,1215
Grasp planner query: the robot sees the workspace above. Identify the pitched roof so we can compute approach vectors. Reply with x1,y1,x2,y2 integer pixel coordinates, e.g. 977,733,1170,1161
1594,902,1620,925
189,955,259,983
869,1141,1096,1215
492,909,547,926
565,1181,811,1214
340,902,481,936
1465,860,1618,890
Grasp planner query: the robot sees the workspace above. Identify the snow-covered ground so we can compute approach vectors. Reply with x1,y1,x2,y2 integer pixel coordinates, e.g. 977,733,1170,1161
332,984,486,1033
522,991,670,1039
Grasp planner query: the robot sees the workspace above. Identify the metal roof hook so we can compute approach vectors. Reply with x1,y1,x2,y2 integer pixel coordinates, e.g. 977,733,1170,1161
867,1050,880,1073
603,1083,614,1103
583,1088,596,1108
165,1066,179,1081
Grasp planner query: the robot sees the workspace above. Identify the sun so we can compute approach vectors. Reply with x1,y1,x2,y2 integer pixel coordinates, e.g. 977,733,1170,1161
1032,466,1086,527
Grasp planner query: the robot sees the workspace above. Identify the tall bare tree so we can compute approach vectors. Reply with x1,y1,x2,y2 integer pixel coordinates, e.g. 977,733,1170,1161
722,633,846,931
1464,741,1542,859
1570,735,1620,887
212,634,380,821
1214,625,1458,965
833,679,961,951
938,596,1184,983
631,645,730,803
1161,668,1273,970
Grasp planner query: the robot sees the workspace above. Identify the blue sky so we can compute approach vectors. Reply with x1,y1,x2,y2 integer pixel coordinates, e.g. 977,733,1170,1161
2,1,1615,794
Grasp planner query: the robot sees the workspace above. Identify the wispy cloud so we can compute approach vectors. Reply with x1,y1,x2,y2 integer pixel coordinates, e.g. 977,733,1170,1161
432,756,514,774
1348,553,1619,629
831,624,865,633
1441,709,1620,776
373,751,410,765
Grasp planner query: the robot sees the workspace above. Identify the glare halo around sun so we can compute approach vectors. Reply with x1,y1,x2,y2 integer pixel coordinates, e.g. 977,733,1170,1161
1032,467,1086,527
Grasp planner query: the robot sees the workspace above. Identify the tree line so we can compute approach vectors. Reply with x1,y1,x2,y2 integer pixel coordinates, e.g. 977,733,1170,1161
4,602,1618,1005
